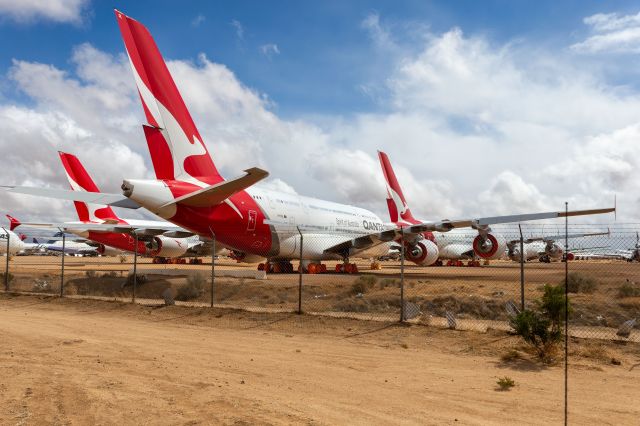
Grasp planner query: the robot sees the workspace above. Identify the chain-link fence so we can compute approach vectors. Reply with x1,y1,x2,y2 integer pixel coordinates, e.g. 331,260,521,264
2,223,639,340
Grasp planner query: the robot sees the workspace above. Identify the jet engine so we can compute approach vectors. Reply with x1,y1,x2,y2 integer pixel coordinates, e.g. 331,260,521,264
472,233,507,260
96,244,121,257
229,250,264,264
405,240,439,266
147,236,189,258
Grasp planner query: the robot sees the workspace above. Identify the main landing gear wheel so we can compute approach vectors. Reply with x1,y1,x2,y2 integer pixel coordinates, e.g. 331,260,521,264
370,261,382,270
336,263,358,274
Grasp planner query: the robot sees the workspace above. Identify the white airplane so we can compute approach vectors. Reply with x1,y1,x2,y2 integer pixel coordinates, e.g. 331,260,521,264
12,152,213,263
505,230,610,262
3,10,616,274
0,227,25,257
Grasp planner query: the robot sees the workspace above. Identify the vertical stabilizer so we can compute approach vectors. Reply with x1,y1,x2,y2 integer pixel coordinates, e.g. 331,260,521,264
115,9,222,185
58,152,120,223
377,151,419,225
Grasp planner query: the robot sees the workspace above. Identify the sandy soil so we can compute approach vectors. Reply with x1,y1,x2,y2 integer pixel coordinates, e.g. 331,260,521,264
0,294,638,425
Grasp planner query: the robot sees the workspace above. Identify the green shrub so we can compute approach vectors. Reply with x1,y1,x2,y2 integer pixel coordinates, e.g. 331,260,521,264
175,273,205,301
540,284,570,336
350,275,377,295
561,272,597,294
618,282,640,298
510,310,557,361
496,376,515,391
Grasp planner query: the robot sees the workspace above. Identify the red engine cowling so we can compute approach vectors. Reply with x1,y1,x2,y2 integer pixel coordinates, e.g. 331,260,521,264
472,233,507,260
405,240,439,266
565,252,575,261
148,236,189,258
96,244,120,256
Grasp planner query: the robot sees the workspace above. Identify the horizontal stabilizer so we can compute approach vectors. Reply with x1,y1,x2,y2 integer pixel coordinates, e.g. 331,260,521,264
2,186,140,209
160,167,269,208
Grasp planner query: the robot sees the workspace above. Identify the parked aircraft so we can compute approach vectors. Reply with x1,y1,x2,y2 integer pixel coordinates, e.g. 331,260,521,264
505,230,610,263
13,152,212,263
0,226,25,257
3,10,616,273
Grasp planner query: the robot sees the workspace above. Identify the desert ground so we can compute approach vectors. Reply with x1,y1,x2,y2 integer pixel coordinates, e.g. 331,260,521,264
0,294,639,425
4,255,640,336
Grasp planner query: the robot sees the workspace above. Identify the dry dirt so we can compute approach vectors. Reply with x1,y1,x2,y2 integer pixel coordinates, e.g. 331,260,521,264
0,294,639,425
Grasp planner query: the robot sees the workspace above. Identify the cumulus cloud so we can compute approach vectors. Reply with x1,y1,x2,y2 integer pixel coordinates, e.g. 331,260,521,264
1,14,638,227
572,11,640,53
0,0,90,24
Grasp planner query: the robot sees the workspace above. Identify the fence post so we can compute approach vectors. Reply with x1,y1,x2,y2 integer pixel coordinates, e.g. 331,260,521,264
519,224,524,311
3,227,9,292
132,232,138,304
209,227,215,308
297,226,303,315
400,227,405,322
60,230,66,297
564,202,569,426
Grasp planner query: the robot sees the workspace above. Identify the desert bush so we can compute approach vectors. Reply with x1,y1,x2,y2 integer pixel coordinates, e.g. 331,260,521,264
540,284,570,336
496,376,515,391
350,275,377,295
618,282,640,298
32,279,51,292
85,270,97,278
378,278,398,289
101,271,118,278
561,272,598,294
125,273,147,287
0,272,14,283
119,254,127,263
510,285,568,362
175,273,205,301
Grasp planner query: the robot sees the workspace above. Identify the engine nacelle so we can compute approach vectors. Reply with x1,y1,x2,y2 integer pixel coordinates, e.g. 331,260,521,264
96,244,120,257
148,236,189,258
229,250,265,264
405,240,439,266
473,233,507,260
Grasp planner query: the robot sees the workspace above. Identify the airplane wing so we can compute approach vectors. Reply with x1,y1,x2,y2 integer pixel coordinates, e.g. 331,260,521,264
2,186,140,209
324,207,615,256
507,229,610,245
15,221,195,239
159,168,269,208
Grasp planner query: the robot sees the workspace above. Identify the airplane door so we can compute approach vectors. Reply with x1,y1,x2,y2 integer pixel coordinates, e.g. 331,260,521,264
247,210,257,231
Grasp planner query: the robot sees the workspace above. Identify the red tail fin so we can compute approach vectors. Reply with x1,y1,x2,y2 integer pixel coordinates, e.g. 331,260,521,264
6,214,20,231
115,9,222,185
377,151,418,224
58,152,120,222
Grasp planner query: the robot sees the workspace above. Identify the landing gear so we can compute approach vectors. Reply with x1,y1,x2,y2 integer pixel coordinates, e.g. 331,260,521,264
370,261,382,270
467,260,481,267
335,263,358,274
188,258,203,265
258,261,295,273
446,260,464,267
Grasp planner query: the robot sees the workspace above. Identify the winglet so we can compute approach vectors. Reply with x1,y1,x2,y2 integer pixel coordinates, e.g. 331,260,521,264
6,214,20,231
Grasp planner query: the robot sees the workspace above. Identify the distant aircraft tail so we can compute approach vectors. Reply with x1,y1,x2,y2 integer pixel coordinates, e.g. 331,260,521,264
6,214,20,231
377,151,419,225
115,9,223,186
58,152,121,223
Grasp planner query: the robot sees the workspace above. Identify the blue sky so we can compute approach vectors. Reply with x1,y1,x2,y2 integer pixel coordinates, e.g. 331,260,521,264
1,0,637,117
2,0,640,223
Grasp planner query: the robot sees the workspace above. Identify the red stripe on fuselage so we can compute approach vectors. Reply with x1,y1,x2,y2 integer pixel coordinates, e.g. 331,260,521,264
87,231,148,255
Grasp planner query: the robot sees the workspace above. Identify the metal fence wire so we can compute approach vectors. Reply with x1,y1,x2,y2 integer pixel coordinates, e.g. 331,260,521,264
2,223,638,342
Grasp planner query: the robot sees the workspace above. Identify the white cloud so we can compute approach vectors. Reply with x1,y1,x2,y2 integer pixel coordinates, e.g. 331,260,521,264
0,0,90,24
572,11,640,53
231,19,244,40
2,16,638,228
259,43,280,59
191,14,205,28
